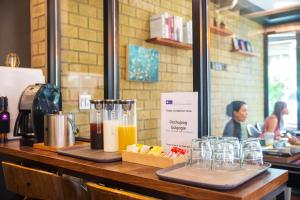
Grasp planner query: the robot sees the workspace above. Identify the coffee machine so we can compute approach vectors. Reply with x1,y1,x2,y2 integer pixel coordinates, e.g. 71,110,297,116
13,84,61,146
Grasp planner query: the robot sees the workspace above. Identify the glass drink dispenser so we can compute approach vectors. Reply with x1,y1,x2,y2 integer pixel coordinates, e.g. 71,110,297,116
103,100,120,152
118,100,137,152
90,100,103,149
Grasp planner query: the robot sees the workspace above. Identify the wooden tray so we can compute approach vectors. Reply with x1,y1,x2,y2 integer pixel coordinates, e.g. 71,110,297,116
33,141,88,152
156,162,271,190
58,146,121,163
122,151,186,168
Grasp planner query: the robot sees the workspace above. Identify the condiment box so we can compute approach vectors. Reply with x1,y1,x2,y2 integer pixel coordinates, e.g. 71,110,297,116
122,150,186,168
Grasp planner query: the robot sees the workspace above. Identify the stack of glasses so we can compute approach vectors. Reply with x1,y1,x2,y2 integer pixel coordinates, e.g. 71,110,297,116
186,137,263,171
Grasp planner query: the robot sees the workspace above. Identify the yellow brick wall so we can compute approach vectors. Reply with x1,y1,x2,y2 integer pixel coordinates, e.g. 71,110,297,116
60,0,104,138
209,4,264,138
30,0,47,79
119,0,193,146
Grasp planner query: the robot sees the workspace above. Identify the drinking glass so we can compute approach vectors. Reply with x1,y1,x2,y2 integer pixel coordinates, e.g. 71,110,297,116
186,138,212,168
212,140,235,170
264,132,275,146
241,138,263,167
202,136,219,152
223,137,241,167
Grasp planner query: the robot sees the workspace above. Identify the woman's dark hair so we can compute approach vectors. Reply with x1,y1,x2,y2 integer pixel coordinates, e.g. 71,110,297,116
272,101,287,125
226,101,246,117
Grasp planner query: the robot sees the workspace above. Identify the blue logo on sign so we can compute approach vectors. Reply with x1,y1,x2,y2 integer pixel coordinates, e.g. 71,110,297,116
166,100,173,104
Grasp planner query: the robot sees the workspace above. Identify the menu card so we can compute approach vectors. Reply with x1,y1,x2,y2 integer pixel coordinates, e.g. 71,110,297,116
161,92,198,151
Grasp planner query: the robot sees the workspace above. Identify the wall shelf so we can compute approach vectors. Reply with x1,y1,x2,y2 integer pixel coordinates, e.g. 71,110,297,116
146,37,192,50
231,49,257,57
210,26,233,36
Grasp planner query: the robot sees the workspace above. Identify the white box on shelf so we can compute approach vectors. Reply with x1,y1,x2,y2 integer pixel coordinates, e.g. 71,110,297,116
183,20,193,44
175,16,183,42
150,12,169,39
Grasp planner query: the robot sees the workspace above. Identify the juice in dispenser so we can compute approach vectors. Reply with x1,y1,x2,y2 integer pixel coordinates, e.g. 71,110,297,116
118,100,137,152
90,100,103,149
103,100,120,152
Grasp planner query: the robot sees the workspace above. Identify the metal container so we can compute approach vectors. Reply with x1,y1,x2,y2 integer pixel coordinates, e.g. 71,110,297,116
44,112,79,147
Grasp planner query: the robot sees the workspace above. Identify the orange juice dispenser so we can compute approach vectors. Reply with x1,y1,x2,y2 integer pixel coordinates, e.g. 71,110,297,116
118,100,137,152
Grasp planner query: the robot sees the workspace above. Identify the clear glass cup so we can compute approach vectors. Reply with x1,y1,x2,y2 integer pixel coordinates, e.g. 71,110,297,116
212,140,235,171
186,138,212,168
264,132,275,146
241,138,263,167
202,136,219,151
223,137,241,168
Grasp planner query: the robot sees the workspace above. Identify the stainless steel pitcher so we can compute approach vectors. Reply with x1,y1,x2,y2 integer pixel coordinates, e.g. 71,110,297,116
44,112,79,147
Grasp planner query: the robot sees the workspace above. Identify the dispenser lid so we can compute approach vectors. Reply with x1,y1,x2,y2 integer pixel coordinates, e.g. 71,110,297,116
119,100,136,111
119,99,136,104
90,100,104,110
90,99,104,104
103,99,119,104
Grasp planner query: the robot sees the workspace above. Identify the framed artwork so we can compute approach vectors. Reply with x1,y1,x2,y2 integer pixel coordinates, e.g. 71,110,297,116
126,45,159,82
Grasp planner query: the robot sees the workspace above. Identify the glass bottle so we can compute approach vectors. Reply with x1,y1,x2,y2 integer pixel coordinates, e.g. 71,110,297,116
118,100,137,152
90,100,103,149
103,100,120,152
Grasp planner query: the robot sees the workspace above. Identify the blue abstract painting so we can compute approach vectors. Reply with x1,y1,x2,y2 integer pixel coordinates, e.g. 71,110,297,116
127,45,159,82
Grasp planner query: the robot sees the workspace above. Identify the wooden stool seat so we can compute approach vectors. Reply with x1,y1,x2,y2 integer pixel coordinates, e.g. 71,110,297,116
2,161,87,200
86,182,159,200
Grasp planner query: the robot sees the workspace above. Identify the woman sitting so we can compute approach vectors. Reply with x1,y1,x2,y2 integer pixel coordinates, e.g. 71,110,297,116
261,101,289,140
223,101,248,141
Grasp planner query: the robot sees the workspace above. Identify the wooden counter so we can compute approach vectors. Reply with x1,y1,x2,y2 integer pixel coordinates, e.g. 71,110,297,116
0,141,289,200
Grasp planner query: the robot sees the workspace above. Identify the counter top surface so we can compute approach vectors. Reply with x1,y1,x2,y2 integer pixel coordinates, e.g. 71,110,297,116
0,141,288,200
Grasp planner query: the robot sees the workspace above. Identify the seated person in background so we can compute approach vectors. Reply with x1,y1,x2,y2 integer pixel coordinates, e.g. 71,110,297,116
223,101,248,141
261,101,289,140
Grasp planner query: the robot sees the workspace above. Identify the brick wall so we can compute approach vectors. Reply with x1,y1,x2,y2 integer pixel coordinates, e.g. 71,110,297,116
119,0,193,145
60,0,104,138
30,0,47,79
209,4,264,138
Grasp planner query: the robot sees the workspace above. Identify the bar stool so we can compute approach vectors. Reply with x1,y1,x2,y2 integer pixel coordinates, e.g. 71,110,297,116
86,182,159,200
2,161,88,200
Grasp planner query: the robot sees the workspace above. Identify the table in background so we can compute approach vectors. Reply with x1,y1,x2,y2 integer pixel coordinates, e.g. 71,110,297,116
264,153,300,189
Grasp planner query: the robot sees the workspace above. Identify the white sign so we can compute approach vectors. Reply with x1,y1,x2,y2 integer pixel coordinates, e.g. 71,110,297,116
161,92,198,151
